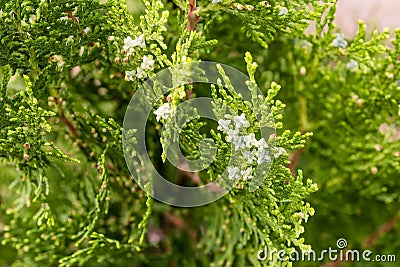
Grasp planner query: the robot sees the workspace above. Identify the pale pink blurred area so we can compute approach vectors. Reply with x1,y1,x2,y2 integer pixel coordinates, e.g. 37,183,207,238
335,0,400,38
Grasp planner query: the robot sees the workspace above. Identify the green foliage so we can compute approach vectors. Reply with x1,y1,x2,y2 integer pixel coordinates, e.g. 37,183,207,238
0,0,399,266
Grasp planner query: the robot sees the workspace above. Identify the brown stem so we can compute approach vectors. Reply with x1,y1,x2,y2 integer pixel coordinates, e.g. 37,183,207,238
60,110,78,138
54,97,78,138
363,217,398,247
176,157,201,185
186,0,200,31
164,212,197,239
287,147,304,177
323,260,343,267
